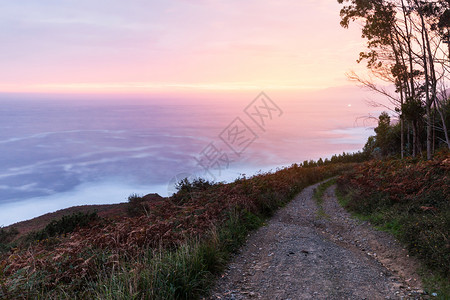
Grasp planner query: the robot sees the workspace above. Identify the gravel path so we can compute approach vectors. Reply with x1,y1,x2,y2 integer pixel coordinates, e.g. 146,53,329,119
209,180,426,299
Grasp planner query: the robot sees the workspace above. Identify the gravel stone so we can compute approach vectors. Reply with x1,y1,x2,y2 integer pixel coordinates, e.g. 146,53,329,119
208,181,426,300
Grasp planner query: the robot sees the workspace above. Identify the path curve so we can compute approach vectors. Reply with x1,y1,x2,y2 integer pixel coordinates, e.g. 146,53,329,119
209,180,426,299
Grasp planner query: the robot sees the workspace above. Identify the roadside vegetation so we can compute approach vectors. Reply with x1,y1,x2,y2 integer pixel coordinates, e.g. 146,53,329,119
313,178,336,219
2,137,448,298
0,227,19,254
0,161,357,299
336,151,450,297
0,212,98,255
336,3,450,294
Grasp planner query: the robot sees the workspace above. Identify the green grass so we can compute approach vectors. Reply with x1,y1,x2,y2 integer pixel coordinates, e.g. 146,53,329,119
93,242,214,299
419,268,450,300
335,189,403,235
2,163,355,299
313,178,336,219
336,189,351,208
336,172,450,298
2,211,263,300
55,210,262,300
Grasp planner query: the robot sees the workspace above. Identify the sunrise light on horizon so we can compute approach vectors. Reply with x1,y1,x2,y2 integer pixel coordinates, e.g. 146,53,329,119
0,1,388,227
1,1,448,296
0,0,368,95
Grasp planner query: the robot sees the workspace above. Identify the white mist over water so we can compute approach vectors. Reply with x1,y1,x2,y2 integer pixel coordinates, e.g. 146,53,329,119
0,89,379,226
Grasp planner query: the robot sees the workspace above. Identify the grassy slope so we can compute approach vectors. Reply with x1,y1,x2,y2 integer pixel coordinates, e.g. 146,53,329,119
336,151,450,298
4,203,130,241
1,163,354,299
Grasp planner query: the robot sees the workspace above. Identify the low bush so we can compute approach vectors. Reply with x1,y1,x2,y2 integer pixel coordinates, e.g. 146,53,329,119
0,227,18,244
0,226,18,251
24,211,98,244
127,193,149,216
172,178,216,205
0,227,18,254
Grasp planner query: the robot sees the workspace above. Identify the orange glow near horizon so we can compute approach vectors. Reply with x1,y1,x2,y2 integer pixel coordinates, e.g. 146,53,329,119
0,1,369,96
0,80,359,95
1,1,397,228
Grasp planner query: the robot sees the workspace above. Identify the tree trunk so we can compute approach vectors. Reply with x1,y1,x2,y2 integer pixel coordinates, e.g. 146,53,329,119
417,120,423,157
407,122,411,156
412,122,417,157
416,0,434,160
432,107,435,154
426,104,432,159
437,106,450,149
401,118,405,158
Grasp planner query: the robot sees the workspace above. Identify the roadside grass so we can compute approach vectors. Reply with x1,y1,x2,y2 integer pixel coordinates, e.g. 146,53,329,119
89,210,262,300
335,189,450,299
335,190,403,236
336,155,450,298
1,163,355,299
2,210,265,300
420,268,450,300
313,178,336,219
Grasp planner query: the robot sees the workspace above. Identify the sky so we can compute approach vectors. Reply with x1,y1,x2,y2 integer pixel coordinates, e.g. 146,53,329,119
0,0,368,94
0,1,392,225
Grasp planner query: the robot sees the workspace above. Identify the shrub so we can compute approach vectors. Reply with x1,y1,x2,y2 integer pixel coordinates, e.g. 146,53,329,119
0,227,18,244
127,193,149,216
337,156,450,279
172,177,216,205
0,227,18,254
25,212,98,243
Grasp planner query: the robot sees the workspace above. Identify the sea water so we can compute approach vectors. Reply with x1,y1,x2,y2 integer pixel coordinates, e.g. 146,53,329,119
0,90,377,225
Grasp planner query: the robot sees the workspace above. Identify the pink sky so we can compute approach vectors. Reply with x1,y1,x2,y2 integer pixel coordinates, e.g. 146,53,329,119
0,0,368,94
0,1,398,226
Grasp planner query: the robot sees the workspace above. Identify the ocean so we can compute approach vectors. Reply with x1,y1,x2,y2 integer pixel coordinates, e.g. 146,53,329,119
0,89,378,226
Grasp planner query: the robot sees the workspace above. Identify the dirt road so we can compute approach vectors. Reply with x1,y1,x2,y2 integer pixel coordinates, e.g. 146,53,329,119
209,180,426,299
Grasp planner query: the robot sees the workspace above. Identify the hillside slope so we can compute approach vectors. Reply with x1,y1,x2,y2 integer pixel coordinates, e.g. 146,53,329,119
337,152,450,296
1,163,352,299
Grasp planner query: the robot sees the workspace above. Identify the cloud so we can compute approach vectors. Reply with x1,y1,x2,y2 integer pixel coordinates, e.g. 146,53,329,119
327,127,374,145
0,179,168,227
0,88,380,225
